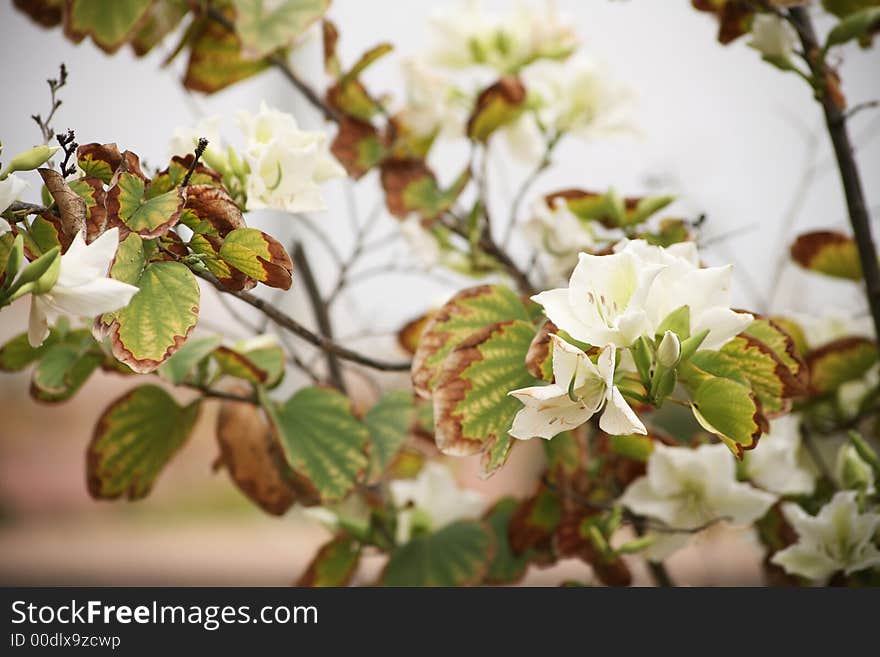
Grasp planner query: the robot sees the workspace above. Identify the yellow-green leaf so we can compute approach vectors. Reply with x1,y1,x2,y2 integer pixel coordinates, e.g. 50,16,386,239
88,385,201,499
261,386,369,502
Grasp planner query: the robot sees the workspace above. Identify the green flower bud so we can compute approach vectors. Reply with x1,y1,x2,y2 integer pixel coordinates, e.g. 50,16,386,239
837,444,875,492
0,145,59,179
657,330,681,368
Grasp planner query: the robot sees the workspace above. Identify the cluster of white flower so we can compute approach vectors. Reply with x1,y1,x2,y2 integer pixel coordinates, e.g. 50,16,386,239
169,102,345,214
396,1,632,157
426,0,577,74
508,239,752,443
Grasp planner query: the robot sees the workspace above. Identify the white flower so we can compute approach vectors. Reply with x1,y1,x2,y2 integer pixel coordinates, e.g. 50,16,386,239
400,214,441,269
168,114,224,164
523,56,635,140
771,492,880,583
508,335,646,440
0,174,28,233
398,58,467,138
835,443,876,493
748,14,797,62
237,102,345,213
389,462,486,544
838,363,879,419
621,443,777,560
521,198,597,282
426,0,577,74
28,228,139,347
744,414,816,496
791,310,874,350
532,239,752,349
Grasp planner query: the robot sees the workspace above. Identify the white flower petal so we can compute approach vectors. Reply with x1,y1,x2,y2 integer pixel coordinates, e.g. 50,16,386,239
771,544,838,583
0,174,28,214
27,297,50,347
47,277,139,318
599,386,646,435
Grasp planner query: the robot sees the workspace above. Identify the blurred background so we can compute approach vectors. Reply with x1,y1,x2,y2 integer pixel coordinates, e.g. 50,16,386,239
0,0,878,585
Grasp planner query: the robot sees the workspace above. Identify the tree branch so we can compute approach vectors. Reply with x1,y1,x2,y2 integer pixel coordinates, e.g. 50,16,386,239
291,241,347,392
196,271,411,372
787,6,880,342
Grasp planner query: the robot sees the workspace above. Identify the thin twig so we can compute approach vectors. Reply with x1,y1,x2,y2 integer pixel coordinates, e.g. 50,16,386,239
180,137,208,188
292,241,347,392
787,6,880,342
196,271,411,372
502,134,559,247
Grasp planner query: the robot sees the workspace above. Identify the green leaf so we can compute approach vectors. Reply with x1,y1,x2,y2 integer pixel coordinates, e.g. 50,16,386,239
88,385,201,499
20,214,64,259
412,284,530,397
297,534,361,587
484,497,532,585
183,11,270,94
67,177,108,242
466,76,527,142
609,433,654,461
63,0,153,53
0,331,55,371
0,232,22,287
379,160,469,220
823,0,880,16
76,143,123,184
261,386,369,502
743,318,807,387
158,335,223,384
656,305,690,339
806,337,878,394
715,334,803,416
232,0,330,59
331,117,387,179
825,6,880,48
433,319,537,476
106,172,185,238
31,330,102,402
790,231,862,280
219,228,293,289
546,188,674,229
691,377,767,459
380,520,494,586
213,336,286,387
102,261,200,373
365,391,415,480
130,0,188,56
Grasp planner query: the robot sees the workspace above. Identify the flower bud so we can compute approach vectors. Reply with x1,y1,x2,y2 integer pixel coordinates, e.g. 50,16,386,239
1,145,59,179
837,444,875,492
657,330,681,368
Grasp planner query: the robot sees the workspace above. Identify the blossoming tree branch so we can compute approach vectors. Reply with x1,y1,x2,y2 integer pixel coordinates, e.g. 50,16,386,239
1,0,878,586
